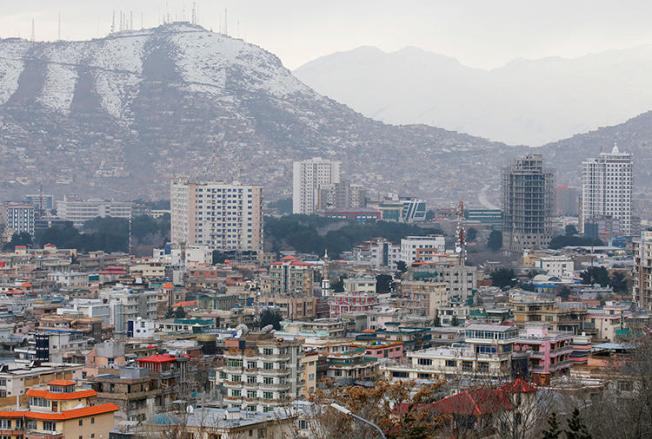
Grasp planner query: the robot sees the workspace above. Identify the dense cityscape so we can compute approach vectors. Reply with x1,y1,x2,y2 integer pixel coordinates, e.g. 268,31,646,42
3,2,652,439
0,143,648,438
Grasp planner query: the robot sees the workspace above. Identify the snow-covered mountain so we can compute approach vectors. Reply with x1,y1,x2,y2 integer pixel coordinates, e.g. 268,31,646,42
295,45,652,145
0,23,520,204
2,23,650,206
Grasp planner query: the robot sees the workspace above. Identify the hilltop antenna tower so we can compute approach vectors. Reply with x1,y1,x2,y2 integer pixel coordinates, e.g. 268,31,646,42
191,2,197,25
31,18,35,43
111,10,115,33
57,12,61,41
224,8,228,35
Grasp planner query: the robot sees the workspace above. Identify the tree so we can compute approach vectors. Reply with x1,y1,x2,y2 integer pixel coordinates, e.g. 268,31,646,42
549,235,603,250
2,232,32,250
610,271,628,293
565,408,591,439
488,230,503,252
312,380,446,439
174,306,187,318
466,227,477,242
565,224,579,236
542,412,562,439
491,267,517,288
376,274,394,294
396,261,408,275
165,307,175,318
259,308,283,330
580,267,610,287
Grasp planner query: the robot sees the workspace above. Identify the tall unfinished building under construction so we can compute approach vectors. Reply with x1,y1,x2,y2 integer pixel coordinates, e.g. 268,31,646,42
502,154,554,251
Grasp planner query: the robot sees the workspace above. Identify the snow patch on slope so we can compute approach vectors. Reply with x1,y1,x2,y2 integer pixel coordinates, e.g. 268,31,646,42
0,40,30,105
89,34,147,119
169,30,311,97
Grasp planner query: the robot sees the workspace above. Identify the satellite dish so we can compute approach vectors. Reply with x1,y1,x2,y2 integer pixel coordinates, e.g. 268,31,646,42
186,405,194,414
455,246,462,253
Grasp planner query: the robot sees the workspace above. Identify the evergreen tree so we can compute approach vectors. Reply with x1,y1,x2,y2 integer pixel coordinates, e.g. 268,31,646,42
260,308,283,330
565,408,591,439
174,306,187,319
542,412,561,439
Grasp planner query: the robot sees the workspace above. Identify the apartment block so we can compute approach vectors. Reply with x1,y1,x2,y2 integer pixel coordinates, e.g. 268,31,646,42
170,179,263,252
3,202,35,236
633,231,652,311
292,158,341,214
215,332,305,412
400,235,446,265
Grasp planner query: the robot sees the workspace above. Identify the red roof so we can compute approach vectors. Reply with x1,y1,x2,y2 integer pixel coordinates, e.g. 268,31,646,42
26,388,97,401
137,353,177,363
397,379,536,417
0,403,119,421
173,300,197,308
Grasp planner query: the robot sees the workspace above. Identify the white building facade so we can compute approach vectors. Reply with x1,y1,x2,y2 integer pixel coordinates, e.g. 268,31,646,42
399,235,446,265
56,197,132,226
580,145,633,236
292,158,341,214
3,203,35,236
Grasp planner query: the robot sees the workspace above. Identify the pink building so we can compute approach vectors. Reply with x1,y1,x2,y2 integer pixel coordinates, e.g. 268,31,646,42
351,340,404,361
513,324,573,385
328,291,378,318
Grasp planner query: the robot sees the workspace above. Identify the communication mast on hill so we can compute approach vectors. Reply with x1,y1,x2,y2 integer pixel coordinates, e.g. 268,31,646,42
455,200,466,265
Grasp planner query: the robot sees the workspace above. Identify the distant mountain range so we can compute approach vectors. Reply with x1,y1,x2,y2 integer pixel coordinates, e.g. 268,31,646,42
295,45,652,145
0,24,650,207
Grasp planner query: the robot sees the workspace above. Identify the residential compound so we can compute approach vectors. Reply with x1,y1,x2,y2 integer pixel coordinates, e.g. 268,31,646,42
502,154,555,251
292,158,341,214
170,179,263,252
580,144,633,236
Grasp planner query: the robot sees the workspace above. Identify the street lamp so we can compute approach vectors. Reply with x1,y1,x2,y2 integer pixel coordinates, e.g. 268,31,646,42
329,402,387,439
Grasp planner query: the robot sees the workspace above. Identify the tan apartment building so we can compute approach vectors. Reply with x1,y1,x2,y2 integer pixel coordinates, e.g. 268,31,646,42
171,179,263,252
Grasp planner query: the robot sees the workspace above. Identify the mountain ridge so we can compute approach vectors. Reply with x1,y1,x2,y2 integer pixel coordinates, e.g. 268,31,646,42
295,44,652,145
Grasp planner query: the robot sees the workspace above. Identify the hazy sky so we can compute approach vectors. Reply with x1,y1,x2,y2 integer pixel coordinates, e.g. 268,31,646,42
3,0,652,69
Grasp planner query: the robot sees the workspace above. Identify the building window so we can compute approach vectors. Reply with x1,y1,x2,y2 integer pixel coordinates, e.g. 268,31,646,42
43,421,57,431
445,360,457,367
263,392,273,400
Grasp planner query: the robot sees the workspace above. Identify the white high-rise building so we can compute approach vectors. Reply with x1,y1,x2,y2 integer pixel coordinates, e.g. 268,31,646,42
580,144,633,236
400,235,446,265
292,158,341,214
170,179,263,252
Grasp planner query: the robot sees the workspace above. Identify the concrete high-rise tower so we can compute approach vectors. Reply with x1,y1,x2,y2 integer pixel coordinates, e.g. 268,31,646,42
580,144,633,236
292,158,341,215
502,154,555,251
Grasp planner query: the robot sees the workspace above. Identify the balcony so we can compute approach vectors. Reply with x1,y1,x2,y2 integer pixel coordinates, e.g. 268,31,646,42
260,368,291,376
26,432,64,439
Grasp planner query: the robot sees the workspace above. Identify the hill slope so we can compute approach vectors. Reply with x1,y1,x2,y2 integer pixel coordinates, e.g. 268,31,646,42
0,23,520,205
